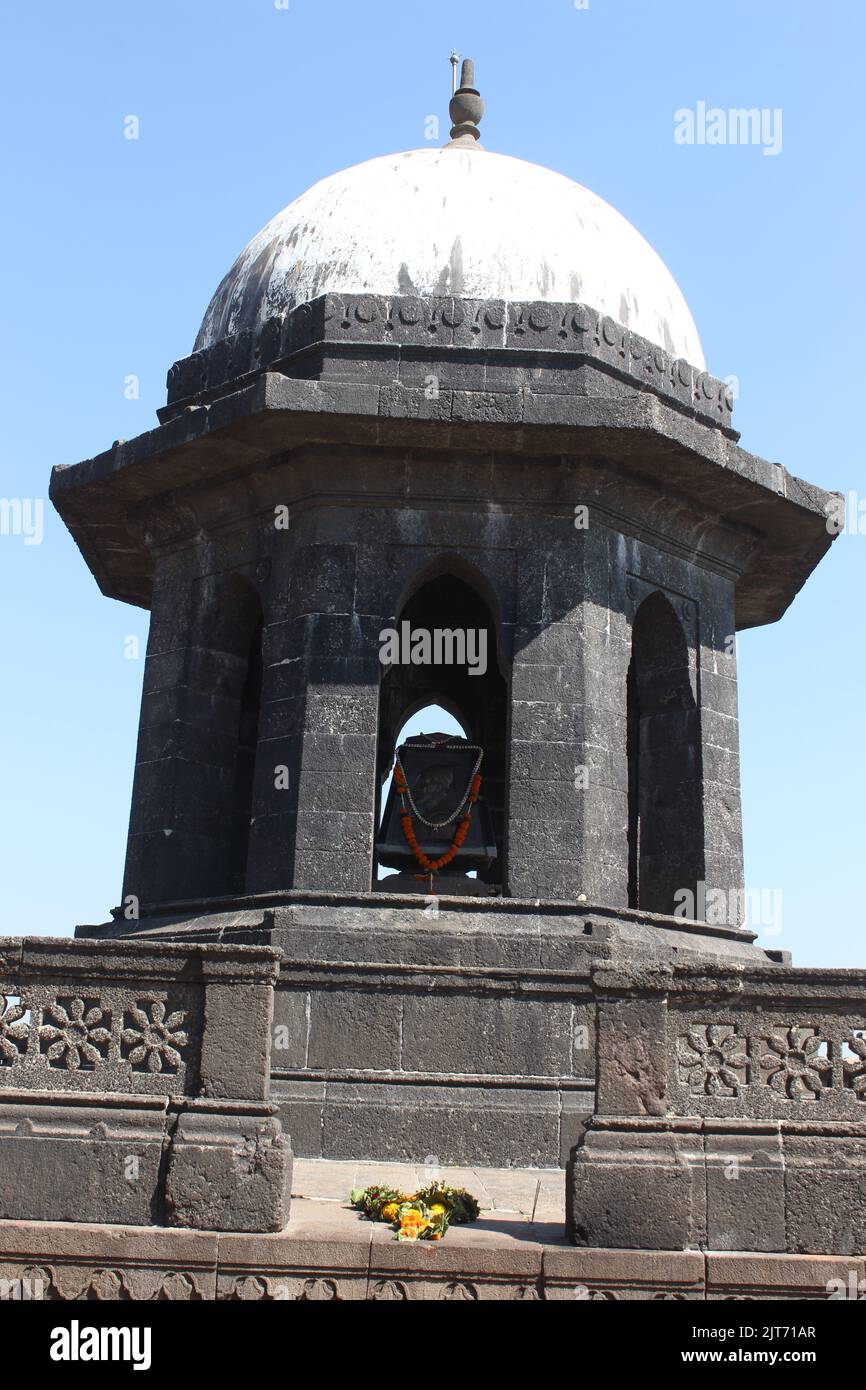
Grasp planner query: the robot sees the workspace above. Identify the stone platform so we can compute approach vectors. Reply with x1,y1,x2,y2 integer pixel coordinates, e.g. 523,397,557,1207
0,1158,860,1301
78,890,776,1170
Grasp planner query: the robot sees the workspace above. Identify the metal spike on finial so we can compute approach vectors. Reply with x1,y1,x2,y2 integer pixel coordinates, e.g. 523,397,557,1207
446,55,484,148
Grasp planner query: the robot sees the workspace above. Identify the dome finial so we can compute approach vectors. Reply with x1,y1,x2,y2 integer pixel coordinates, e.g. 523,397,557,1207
446,55,484,148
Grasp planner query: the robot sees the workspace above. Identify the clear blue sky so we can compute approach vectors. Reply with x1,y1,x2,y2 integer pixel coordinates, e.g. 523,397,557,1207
1,0,862,965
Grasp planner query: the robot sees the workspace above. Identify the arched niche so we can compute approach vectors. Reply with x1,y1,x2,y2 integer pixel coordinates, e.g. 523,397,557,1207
627,590,704,914
375,560,508,887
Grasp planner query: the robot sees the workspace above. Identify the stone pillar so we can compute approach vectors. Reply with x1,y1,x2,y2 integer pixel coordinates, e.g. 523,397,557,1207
122,563,203,908
507,535,587,901
573,524,632,907
507,521,631,904
695,572,745,919
246,519,380,894
123,559,265,909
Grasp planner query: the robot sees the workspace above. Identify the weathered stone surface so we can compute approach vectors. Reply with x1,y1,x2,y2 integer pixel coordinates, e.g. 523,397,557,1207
4,1196,866,1300
784,1130,866,1256
218,1219,370,1300
307,989,401,1071
164,1108,292,1233
706,1252,865,1301
596,996,668,1116
704,1122,786,1252
0,936,280,1101
544,1246,704,1300
0,1218,219,1300
320,1081,562,1168
401,994,573,1078
199,980,273,1101
76,898,777,1168
368,1222,543,1301
570,1120,706,1251
0,1094,167,1226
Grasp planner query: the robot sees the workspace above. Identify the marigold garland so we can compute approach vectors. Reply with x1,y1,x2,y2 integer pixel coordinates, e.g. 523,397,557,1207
350,1182,480,1241
394,760,482,874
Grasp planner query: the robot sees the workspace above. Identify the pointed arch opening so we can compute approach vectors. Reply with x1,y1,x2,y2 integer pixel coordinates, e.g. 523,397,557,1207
374,562,508,890
377,703,468,884
627,591,704,914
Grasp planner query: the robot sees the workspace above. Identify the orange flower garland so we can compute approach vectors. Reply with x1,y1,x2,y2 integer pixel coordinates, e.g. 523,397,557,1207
394,761,482,874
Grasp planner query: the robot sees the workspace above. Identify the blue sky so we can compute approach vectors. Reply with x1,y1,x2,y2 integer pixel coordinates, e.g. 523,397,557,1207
0,0,862,964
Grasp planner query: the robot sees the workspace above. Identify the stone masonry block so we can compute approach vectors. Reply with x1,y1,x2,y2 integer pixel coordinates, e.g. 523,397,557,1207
164,1108,292,1233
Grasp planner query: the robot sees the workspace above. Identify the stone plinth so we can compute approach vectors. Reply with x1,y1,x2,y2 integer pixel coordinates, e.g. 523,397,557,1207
0,1195,861,1300
77,889,774,1170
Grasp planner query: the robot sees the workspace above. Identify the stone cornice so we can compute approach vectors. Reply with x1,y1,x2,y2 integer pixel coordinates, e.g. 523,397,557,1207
50,354,837,627
162,293,737,437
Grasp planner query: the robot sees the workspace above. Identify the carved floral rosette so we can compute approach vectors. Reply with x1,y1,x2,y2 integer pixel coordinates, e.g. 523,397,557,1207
670,1010,866,1117
0,982,197,1095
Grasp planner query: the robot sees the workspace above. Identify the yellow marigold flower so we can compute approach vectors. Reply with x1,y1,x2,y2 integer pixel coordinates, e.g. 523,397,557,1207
382,1202,399,1221
399,1211,429,1238
430,1204,446,1216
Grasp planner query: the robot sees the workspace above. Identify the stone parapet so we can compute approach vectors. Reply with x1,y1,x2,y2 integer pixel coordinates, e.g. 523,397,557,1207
568,959,866,1254
0,937,292,1232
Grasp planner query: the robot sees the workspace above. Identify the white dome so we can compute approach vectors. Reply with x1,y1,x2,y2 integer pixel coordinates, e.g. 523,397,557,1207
195,146,705,369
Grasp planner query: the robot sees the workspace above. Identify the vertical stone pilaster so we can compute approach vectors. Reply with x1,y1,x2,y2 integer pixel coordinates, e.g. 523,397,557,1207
696,572,745,917
575,524,632,907
507,534,585,900
248,528,380,894
122,565,226,907
506,521,631,904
